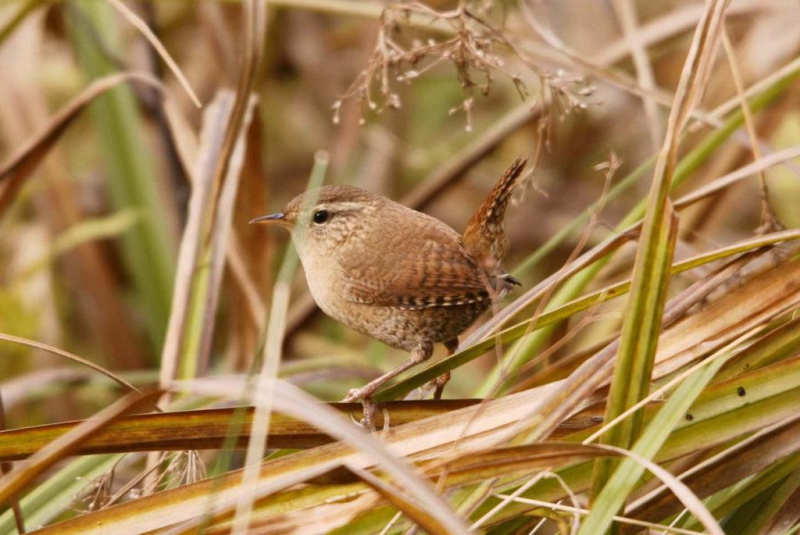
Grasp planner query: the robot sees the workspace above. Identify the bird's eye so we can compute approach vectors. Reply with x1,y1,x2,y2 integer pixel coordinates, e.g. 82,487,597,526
313,210,330,224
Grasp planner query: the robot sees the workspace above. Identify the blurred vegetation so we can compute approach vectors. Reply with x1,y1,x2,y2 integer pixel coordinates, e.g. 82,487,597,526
0,0,800,533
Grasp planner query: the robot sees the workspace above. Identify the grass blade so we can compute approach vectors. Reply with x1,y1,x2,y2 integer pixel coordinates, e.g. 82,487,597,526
160,91,257,384
0,389,160,508
0,454,121,535
0,72,161,219
69,0,176,347
591,0,727,500
579,339,738,534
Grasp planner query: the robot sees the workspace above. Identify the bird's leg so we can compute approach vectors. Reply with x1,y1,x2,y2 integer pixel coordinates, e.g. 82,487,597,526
432,338,458,400
433,372,450,400
344,344,433,429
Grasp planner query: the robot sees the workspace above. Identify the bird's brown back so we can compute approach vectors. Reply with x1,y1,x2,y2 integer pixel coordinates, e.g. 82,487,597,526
335,199,492,310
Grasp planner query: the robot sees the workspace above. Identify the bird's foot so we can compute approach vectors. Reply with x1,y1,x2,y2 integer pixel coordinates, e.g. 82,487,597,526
344,388,379,430
343,386,367,403
428,372,450,399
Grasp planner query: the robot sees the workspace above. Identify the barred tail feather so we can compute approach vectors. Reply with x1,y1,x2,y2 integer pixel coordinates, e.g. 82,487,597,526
462,158,528,261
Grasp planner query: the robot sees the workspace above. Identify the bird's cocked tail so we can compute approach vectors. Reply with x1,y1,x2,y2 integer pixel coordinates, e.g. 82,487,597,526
462,158,528,263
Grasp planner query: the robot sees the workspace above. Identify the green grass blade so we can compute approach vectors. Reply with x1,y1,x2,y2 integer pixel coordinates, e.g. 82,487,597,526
578,349,730,534
723,469,800,535
678,455,800,531
0,454,120,535
590,208,677,493
68,0,176,349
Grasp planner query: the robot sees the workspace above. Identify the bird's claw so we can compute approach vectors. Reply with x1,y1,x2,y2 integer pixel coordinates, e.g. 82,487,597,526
343,388,379,430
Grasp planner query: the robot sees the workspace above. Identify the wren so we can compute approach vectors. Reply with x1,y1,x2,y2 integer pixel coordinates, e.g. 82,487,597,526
251,159,527,425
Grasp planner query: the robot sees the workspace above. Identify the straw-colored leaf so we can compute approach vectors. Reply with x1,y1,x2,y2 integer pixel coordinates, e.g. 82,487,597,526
107,0,201,108
0,400,607,462
160,91,257,386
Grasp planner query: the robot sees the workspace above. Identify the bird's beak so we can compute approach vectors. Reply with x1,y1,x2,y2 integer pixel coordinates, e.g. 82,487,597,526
249,213,286,225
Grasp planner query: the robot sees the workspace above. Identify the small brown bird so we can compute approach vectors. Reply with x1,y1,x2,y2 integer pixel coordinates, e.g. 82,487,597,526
252,159,527,424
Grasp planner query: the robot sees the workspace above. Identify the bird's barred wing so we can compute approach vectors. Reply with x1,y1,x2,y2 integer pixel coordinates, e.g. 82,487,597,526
336,213,491,310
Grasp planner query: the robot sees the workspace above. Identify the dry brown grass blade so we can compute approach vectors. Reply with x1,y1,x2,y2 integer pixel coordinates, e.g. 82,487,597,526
434,443,606,486
0,401,604,462
181,378,473,535
227,117,270,352
721,27,778,231
107,0,201,108
203,0,266,241
226,234,267,330
199,96,258,371
350,466,451,535
0,388,161,509
175,493,383,535
39,385,562,534
0,333,141,395
0,71,162,219
652,258,800,380
161,91,199,178
160,91,257,385
760,482,800,535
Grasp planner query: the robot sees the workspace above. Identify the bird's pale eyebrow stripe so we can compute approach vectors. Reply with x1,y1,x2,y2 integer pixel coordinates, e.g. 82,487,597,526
313,201,364,213
316,202,367,212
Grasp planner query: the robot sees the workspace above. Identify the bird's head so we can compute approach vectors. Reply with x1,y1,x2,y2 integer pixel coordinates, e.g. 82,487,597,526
250,185,381,256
